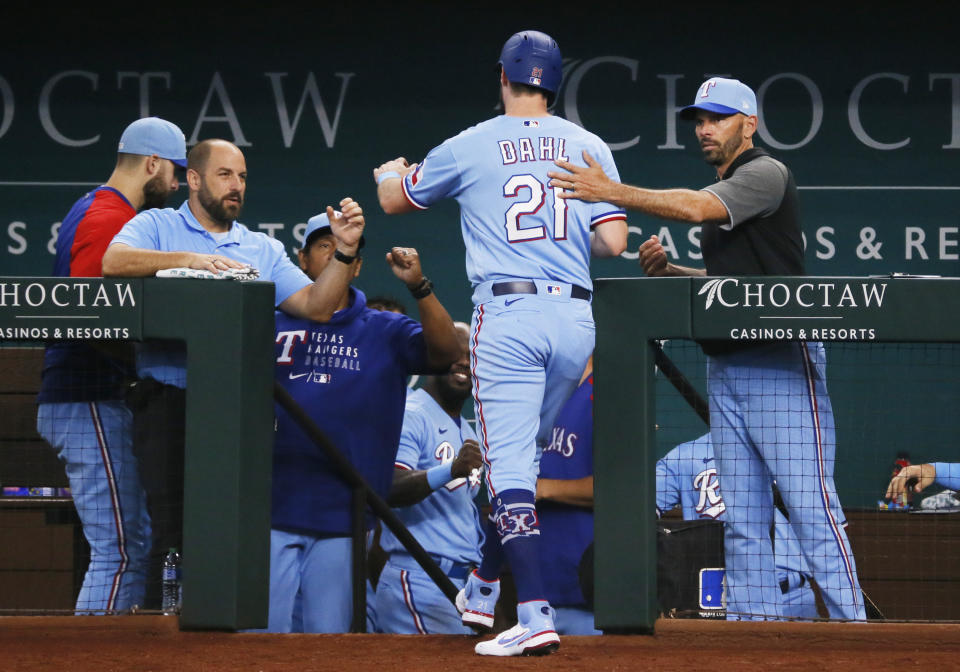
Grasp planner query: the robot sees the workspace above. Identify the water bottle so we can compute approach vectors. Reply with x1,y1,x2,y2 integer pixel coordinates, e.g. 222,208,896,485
161,548,181,615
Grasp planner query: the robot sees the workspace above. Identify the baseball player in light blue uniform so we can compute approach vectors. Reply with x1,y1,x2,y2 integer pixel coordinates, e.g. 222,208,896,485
375,30,628,655
377,324,485,634
550,77,865,622
657,434,819,619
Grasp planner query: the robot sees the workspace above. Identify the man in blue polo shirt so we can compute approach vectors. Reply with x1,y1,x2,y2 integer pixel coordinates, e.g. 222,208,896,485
101,138,370,608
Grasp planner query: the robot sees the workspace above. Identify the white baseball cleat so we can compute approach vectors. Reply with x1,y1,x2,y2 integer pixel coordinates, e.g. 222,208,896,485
456,569,499,632
474,600,559,657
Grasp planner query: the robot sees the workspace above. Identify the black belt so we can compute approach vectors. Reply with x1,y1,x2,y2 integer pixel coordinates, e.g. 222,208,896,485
491,281,591,301
780,574,807,594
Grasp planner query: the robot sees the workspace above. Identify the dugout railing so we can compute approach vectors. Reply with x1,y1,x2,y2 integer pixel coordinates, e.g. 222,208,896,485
593,275,960,632
4,276,958,631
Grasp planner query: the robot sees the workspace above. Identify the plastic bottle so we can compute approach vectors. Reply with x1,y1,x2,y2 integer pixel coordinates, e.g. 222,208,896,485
161,548,181,615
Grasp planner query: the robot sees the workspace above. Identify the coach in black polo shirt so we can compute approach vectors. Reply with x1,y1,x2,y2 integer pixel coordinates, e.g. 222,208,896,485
546,76,866,624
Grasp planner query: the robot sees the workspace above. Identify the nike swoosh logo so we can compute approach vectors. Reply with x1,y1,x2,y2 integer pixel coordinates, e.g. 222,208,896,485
504,298,524,306
703,457,713,463
498,628,530,646
289,372,310,380
439,428,448,434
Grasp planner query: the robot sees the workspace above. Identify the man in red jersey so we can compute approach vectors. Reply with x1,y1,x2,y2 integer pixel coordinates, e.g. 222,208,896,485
36,117,185,613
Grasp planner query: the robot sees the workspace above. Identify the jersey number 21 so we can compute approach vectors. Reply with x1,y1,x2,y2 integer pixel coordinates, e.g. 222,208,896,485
503,174,568,243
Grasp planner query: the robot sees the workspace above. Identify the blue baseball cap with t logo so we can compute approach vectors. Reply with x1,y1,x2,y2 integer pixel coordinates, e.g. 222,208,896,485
117,117,188,167
680,78,757,120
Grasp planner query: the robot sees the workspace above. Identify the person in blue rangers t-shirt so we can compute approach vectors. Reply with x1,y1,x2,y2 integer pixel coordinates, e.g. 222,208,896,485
535,357,601,635
268,212,460,633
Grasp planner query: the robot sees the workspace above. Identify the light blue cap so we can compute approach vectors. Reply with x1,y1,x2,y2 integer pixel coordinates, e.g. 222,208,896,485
117,117,187,167
302,211,365,249
680,78,757,120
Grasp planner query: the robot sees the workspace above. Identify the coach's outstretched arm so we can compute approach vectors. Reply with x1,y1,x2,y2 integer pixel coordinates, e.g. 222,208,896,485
373,157,418,215
385,245,460,372
548,151,729,225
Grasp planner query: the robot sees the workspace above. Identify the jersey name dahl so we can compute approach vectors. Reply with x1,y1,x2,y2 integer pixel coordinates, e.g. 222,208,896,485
497,137,570,165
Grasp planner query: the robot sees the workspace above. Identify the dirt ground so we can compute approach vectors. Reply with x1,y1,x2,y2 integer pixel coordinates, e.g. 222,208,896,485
2,616,959,671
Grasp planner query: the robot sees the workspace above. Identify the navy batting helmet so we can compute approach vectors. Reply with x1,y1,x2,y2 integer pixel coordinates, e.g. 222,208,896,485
498,30,562,104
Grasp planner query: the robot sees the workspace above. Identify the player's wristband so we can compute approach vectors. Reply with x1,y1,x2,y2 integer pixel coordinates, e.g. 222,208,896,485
334,249,357,264
426,462,453,490
408,276,433,300
377,170,401,185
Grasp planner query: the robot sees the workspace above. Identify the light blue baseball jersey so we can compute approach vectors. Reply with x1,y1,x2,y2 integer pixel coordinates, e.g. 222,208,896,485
655,434,813,581
110,200,311,386
400,115,626,290
379,388,483,564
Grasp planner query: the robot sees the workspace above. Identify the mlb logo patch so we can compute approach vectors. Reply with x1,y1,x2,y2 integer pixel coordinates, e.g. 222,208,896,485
312,373,330,384
523,120,540,127
529,66,543,87
546,285,562,296
699,568,726,610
